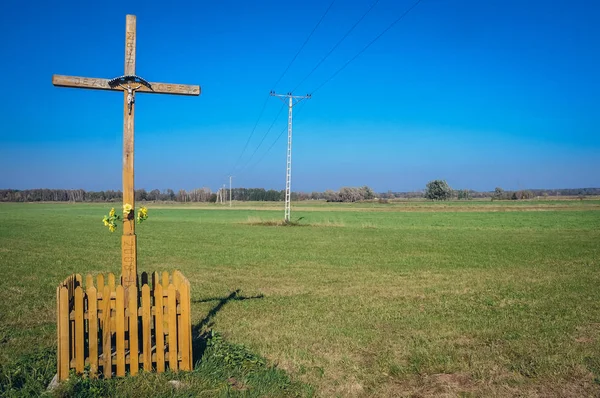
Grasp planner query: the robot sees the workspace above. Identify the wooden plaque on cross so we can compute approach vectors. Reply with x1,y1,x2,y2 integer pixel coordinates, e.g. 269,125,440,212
52,15,200,288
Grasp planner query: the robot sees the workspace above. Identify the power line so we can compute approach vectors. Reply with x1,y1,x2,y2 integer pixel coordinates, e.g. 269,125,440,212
229,95,270,174
247,126,287,173
237,1,379,179
292,0,380,93
311,0,423,94
236,0,423,183
239,103,286,171
246,101,309,173
272,0,336,90
228,1,336,176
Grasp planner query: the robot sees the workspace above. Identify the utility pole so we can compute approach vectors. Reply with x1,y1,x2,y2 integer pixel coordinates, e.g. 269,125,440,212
229,176,233,207
269,91,311,223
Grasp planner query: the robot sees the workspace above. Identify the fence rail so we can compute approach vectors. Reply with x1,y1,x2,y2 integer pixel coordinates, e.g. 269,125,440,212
56,271,192,380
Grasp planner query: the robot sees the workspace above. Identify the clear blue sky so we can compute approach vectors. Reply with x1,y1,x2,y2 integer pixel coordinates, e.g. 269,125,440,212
0,0,598,193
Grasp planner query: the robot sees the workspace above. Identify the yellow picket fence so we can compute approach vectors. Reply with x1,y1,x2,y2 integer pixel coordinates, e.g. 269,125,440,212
56,271,192,380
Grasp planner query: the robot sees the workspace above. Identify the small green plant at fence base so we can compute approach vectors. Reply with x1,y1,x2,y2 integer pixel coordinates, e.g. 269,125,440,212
206,330,266,370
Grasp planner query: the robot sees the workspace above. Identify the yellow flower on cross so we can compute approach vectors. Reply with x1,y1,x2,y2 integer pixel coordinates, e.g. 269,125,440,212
102,207,121,232
103,204,149,232
137,206,148,224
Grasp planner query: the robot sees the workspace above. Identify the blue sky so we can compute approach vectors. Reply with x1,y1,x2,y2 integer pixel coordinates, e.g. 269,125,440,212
0,0,598,193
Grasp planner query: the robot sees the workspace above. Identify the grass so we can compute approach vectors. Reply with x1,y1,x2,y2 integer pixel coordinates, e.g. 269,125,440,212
1,331,310,397
0,200,599,397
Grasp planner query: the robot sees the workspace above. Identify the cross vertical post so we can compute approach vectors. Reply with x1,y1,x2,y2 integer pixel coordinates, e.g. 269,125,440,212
52,14,201,289
121,15,137,289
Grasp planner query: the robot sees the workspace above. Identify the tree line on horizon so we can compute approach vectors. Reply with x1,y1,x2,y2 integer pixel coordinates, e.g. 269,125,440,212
0,185,598,203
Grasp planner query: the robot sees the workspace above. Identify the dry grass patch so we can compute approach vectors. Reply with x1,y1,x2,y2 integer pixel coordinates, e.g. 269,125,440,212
242,215,346,227
309,220,346,227
573,323,600,344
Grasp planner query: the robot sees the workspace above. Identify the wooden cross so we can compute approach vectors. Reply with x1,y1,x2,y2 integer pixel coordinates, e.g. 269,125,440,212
52,15,200,289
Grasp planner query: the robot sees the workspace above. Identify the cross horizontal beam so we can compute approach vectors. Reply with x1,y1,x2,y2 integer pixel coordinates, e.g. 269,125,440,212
52,75,200,96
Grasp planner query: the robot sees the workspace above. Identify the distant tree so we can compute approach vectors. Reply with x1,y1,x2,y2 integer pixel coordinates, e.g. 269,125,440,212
294,192,309,201
135,189,148,201
170,189,177,201
147,189,160,201
266,189,282,201
360,186,375,200
521,190,534,200
339,187,360,202
457,189,471,200
510,190,534,200
249,188,266,201
177,189,187,202
323,190,340,202
425,180,452,201
493,187,504,200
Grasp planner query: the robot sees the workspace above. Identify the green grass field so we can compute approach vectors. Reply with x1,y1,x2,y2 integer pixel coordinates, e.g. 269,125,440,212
1,200,599,397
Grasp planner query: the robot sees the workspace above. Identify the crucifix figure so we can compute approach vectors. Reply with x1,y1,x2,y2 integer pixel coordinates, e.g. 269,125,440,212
53,15,201,289
120,83,141,114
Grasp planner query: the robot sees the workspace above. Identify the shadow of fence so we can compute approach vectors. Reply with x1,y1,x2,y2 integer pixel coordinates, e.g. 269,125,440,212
191,289,265,362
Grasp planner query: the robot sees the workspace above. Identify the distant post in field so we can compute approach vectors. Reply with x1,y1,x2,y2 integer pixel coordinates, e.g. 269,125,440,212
229,175,233,207
52,15,201,288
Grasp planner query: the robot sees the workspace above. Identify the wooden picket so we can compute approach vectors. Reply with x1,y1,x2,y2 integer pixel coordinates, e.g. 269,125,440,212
102,285,111,378
128,285,139,376
154,283,165,372
56,271,193,380
115,286,125,377
142,285,152,371
88,287,98,376
167,284,178,372
74,287,84,373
